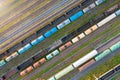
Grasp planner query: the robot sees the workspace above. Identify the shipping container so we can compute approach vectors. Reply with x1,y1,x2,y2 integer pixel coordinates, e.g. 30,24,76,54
26,66,33,73
78,59,95,71
20,70,27,76
84,28,92,35
73,50,98,68
39,58,46,64
115,9,120,16
65,41,72,47
72,36,79,43
78,33,85,39
57,19,71,29
97,13,116,27
46,54,53,60
91,25,98,31
0,60,6,67
95,49,111,61
95,0,105,5
55,65,74,79
33,61,40,68
59,45,66,51
52,50,60,56
70,10,83,21
17,58,33,70
110,41,120,52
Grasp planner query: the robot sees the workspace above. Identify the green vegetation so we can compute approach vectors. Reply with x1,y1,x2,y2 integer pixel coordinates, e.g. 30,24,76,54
80,52,120,80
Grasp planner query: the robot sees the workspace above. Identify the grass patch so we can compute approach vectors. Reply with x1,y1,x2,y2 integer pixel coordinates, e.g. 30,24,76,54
80,52,120,80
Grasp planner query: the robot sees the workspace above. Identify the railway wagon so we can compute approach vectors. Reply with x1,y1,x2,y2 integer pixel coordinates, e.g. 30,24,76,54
109,41,120,52
59,44,66,51
97,13,117,27
0,60,6,67
22,33,36,46
91,13,106,24
61,30,77,43
95,0,105,6
56,19,71,30
78,59,95,71
94,49,111,61
18,43,32,54
115,65,120,71
64,41,72,47
44,27,58,38
32,49,48,62
46,50,60,60
66,5,80,17
17,58,33,71
33,61,40,68
104,3,120,16
73,50,98,68
31,35,45,46
83,2,96,13
54,65,74,80
46,40,62,52
99,70,115,80
36,24,52,37
69,10,84,22
72,36,79,43
78,33,85,39
7,42,22,54
115,9,120,16
2,68,18,80
51,15,66,26
5,52,19,62
32,58,46,68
